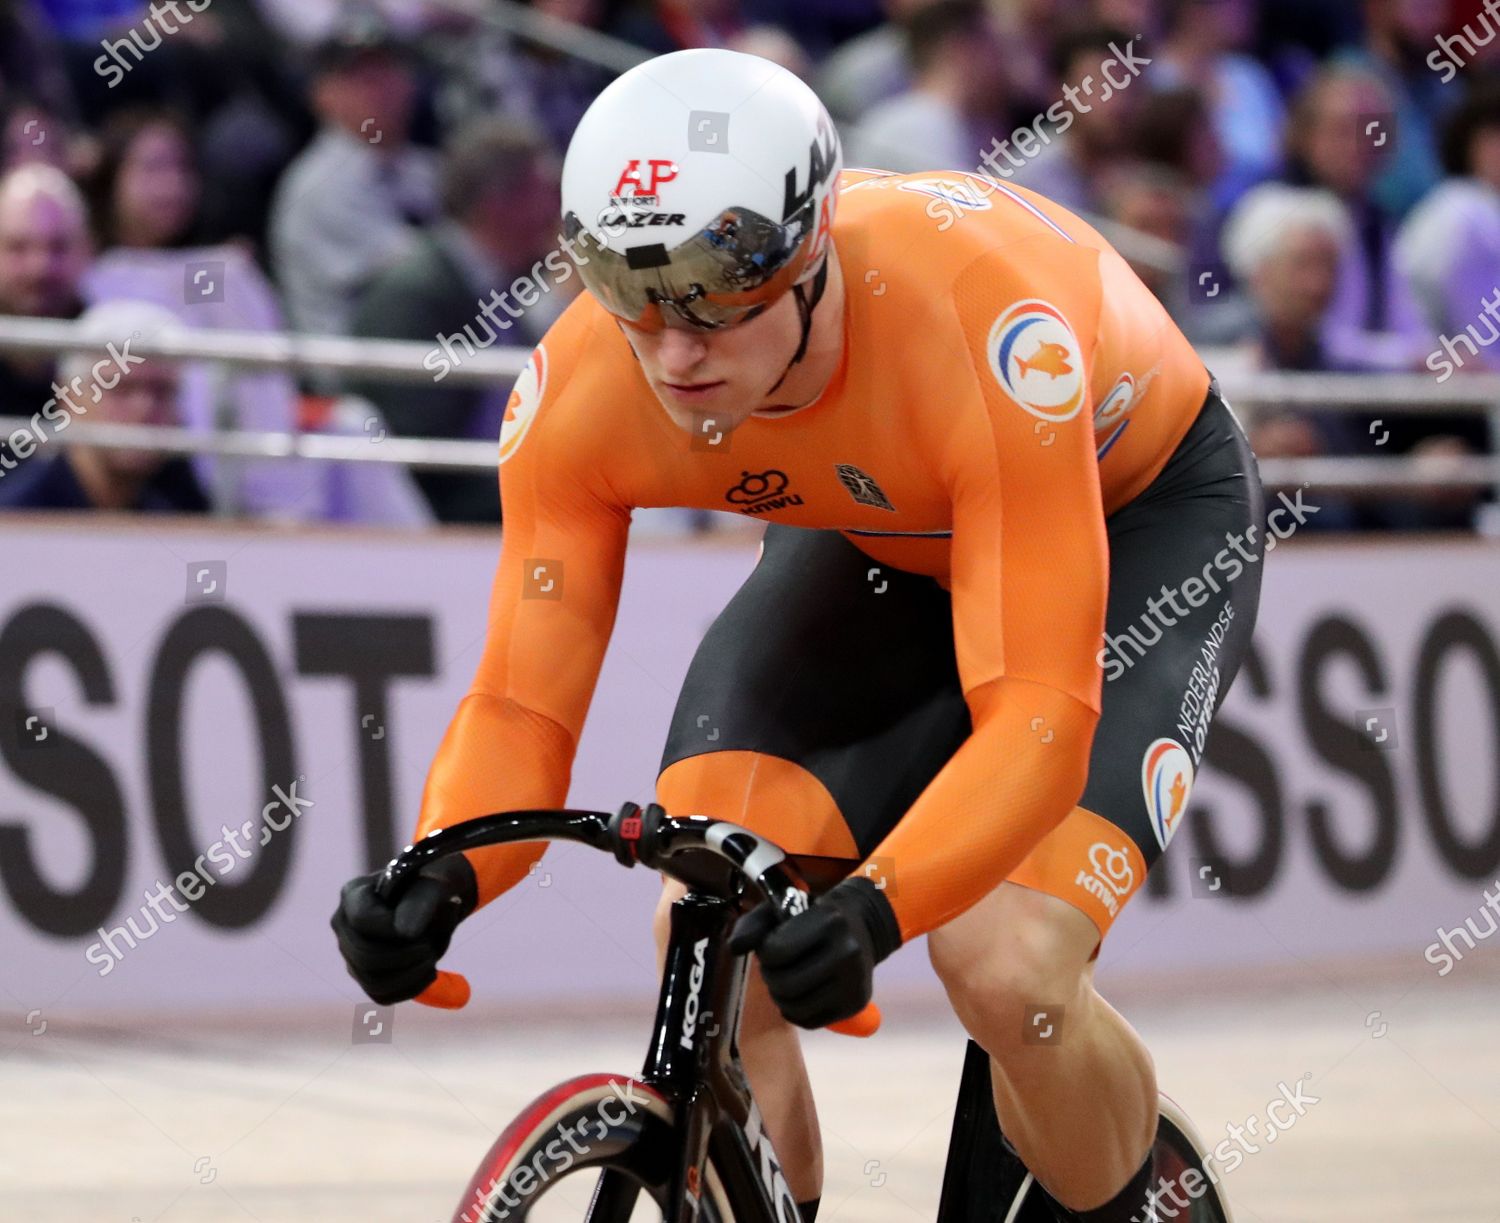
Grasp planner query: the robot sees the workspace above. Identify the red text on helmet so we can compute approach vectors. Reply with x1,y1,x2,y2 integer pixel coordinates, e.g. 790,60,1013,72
613,160,680,203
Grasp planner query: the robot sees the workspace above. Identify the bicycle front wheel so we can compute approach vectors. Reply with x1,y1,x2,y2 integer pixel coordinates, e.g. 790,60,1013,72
452,1073,738,1222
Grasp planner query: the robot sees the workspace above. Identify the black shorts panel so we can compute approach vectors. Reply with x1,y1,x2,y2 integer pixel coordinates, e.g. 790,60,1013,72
658,519,971,854
658,380,1266,874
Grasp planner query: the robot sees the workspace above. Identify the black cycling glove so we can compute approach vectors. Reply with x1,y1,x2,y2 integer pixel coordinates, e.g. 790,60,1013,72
331,854,478,1005
729,875,902,1029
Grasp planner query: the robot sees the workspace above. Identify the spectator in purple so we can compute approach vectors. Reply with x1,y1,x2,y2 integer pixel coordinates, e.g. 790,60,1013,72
1396,81,1500,376
1222,185,1359,375
1282,64,1432,370
1150,0,1286,210
1334,0,1457,220
83,108,206,251
78,107,318,519
1394,79,1500,465
1225,184,1484,531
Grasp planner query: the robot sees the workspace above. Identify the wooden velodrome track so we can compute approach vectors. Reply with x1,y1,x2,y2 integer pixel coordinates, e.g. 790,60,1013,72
5,952,1497,1222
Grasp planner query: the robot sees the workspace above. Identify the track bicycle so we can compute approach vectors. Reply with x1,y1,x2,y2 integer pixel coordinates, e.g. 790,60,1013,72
378,803,1234,1222
376,800,879,1223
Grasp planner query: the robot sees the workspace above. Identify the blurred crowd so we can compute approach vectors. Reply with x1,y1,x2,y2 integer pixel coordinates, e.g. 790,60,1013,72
0,0,1496,531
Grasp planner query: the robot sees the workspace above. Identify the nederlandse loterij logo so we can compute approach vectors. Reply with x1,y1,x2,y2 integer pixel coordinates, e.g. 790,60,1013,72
499,344,548,464
1093,371,1136,457
986,299,1086,422
1142,736,1194,851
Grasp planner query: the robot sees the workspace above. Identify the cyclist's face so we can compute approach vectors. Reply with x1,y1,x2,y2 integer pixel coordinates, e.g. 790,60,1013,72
617,286,807,434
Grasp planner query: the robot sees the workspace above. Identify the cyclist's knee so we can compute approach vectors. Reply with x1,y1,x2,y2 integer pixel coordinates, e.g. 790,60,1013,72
928,883,1095,1056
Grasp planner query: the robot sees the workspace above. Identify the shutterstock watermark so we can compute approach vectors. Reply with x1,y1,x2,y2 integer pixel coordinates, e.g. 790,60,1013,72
425,244,582,382
94,0,214,89
1098,490,1319,681
1427,0,1500,83
0,338,146,479
1425,287,1500,382
425,205,639,383
1424,879,1500,976
918,39,1152,230
84,779,313,976
458,1079,646,1220
1131,1077,1322,1221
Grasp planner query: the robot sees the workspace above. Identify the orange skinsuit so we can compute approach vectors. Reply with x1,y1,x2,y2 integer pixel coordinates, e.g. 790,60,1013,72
414,168,1210,944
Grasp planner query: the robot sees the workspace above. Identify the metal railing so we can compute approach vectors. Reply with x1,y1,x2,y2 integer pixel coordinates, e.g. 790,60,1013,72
5,417,1495,490
2,1,1483,519
0,417,496,472
6,317,1497,412
2,317,1496,496
0,316,528,385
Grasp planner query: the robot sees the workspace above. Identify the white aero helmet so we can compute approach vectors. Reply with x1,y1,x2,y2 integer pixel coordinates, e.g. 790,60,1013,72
561,48,842,335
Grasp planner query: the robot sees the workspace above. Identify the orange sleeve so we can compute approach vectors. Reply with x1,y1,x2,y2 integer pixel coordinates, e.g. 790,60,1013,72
861,242,1109,941
412,339,631,907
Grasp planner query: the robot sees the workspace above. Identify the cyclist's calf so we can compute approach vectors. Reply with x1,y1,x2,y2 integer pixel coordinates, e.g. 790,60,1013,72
928,880,1159,1209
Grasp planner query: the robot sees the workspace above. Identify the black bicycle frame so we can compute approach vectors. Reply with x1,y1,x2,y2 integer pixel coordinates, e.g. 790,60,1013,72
376,804,816,1223
636,891,803,1223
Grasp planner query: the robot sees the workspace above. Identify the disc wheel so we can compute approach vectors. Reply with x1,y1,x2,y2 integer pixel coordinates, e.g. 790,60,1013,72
452,1073,737,1222
1154,1091,1236,1223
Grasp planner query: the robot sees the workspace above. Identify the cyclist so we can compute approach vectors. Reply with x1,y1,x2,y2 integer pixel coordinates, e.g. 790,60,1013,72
332,48,1263,1223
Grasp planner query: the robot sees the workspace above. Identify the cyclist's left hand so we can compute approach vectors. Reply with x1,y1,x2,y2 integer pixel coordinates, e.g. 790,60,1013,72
729,875,901,1028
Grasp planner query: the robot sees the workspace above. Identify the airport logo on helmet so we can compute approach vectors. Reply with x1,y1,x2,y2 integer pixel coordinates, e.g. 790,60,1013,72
560,49,842,332
611,159,679,206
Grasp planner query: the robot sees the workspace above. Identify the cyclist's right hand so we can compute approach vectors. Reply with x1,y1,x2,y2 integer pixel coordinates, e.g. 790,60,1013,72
330,854,478,1005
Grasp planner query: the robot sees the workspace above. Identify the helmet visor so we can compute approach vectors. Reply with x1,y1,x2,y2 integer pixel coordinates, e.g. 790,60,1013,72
565,201,819,332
